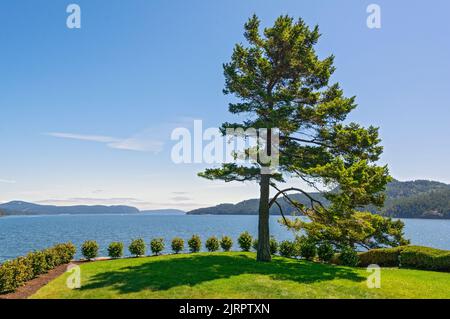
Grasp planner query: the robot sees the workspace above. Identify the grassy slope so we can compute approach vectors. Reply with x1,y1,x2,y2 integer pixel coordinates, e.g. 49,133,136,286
32,252,450,299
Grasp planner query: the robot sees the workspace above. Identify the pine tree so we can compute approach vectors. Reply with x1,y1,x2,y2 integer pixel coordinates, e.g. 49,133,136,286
200,15,404,261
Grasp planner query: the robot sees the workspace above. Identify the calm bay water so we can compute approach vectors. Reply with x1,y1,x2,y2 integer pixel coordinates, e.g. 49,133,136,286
0,214,449,262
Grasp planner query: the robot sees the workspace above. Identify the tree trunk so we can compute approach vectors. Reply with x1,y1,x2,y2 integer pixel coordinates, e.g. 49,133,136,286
257,173,272,262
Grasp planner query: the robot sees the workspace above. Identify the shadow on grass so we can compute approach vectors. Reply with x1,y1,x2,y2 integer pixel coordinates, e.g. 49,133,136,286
81,254,365,294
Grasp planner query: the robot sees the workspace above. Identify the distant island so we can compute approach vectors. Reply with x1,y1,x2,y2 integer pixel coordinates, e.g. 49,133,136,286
187,179,450,219
0,201,185,216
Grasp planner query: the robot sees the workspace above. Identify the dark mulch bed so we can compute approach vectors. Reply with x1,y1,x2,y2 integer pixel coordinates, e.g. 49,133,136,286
0,262,81,299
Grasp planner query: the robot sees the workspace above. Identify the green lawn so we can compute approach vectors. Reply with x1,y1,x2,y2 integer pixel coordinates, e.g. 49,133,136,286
32,252,450,299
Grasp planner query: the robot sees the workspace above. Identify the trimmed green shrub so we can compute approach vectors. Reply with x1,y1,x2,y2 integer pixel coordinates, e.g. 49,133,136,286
299,240,317,260
252,239,258,251
53,242,76,264
279,240,296,258
43,248,57,269
358,246,403,267
81,240,99,260
292,237,303,257
0,260,16,294
52,247,64,266
205,236,220,252
27,251,48,276
108,242,124,258
41,243,76,270
0,258,33,294
129,238,146,257
237,232,253,252
171,237,184,254
150,238,165,255
14,257,34,283
269,237,278,255
400,246,450,272
220,236,233,252
317,242,335,263
339,246,359,267
188,235,202,253
0,242,76,295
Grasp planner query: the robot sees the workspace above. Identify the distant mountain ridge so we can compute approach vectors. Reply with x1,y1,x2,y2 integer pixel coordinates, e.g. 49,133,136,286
187,179,450,219
0,201,141,216
0,201,186,216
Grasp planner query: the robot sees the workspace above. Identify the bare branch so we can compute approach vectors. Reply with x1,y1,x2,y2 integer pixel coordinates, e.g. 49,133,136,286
270,185,328,213
292,169,326,194
269,185,312,218
272,200,289,225
280,135,332,148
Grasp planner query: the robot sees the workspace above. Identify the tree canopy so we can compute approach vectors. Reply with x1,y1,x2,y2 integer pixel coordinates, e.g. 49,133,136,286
200,15,408,258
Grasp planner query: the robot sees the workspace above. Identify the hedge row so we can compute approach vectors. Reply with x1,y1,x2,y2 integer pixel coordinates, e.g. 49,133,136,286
400,246,450,272
0,242,76,294
275,238,346,264
358,246,450,272
358,247,404,267
83,233,271,259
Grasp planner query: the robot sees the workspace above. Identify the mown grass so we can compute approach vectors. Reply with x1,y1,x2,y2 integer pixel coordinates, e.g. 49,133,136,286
32,252,450,299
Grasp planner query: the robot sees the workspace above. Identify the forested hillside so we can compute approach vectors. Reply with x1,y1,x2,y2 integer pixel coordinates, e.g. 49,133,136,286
188,180,450,219
384,188,450,218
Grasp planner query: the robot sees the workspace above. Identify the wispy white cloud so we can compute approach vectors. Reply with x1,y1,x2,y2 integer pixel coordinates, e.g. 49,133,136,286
0,179,16,184
45,131,163,153
45,133,119,143
170,196,192,202
110,136,163,152
45,117,203,154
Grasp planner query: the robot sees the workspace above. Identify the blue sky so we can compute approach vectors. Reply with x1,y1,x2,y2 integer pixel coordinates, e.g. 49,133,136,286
1,0,449,210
